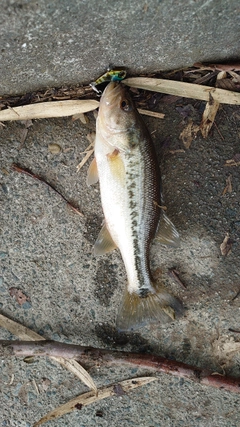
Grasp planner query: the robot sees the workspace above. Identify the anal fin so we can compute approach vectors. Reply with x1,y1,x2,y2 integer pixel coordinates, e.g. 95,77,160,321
155,212,180,247
94,223,117,256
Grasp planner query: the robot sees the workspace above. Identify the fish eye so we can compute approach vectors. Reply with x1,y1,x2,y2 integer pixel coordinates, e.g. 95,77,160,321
121,100,132,112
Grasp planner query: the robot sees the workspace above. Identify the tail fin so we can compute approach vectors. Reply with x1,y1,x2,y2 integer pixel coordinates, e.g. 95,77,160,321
116,285,183,332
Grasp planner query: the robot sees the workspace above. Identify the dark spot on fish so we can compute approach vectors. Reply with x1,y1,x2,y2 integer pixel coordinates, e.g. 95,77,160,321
130,211,137,218
139,288,150,298
94,260,118,306
96,410,104,417
83,214,102,244
127,182,136,189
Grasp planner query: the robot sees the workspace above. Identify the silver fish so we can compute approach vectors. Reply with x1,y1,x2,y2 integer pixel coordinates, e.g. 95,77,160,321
87,81,182,331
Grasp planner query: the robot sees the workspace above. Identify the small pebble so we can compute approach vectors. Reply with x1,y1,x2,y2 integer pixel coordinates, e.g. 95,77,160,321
0,252,7,259
1,183,8,194
48,143,62,154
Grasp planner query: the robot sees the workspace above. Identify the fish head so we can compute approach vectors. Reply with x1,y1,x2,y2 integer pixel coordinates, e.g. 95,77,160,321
97,82,139,151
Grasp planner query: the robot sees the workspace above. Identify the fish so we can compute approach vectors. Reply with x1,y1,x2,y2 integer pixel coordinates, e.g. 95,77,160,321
87,81,182,331
90,68,127,94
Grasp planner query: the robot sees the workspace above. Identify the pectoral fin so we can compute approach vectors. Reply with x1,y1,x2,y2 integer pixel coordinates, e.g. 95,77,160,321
107,149,125,185
87,157,98,186
94,223,117,256
155,212,180,247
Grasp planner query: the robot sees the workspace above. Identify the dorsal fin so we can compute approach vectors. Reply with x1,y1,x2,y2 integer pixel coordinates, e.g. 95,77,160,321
94,223,117,256
155,212,180,247
86,157,98,186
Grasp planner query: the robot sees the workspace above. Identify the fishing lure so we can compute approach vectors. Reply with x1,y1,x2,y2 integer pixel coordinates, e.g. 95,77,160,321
90,67,126,94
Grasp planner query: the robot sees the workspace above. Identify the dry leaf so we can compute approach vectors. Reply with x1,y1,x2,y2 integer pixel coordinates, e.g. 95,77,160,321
86,132,96,145
169,149,185,154
9,287,30,306
20,119,33,128
216,79,240,92
228,71,240,83
50,357,97,393
137,108,165,119
0,313,45,341
217,71,227,80
0,100,99,121
93,110,98,120
179,119,199,148
19,128,29,145
220,233,233,256
224,153,240,167
113,383,126,396
77,149,94,171
48,143,62,154
193,62,240,72
0,314,97,392
222,175,232,195
32,378,40,395
212,335,240,363
72,113,89,123
40,378,51,391
200,96,220,138
33,377,156,426
124,77,240,105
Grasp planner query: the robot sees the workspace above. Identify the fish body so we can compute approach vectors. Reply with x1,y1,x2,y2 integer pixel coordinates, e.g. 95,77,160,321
88,82,182,330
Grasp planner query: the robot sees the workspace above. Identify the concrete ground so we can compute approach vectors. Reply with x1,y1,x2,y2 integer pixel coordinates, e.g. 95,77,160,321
1,92,240,427
0,0,239,96
0,1,240,426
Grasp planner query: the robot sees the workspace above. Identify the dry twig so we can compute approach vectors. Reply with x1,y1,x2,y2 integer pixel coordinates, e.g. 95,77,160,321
0,314,96,392
33,377,156,426
168,268,187,289
220,233,233,256
0,100,99,121
1,339,240,394
124,77,240,105
12,164,84,217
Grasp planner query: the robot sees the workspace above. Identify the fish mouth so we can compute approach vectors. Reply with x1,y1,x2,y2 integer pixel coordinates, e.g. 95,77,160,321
101,81,124,107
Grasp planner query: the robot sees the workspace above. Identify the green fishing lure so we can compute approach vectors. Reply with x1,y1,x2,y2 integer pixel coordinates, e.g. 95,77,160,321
90,67,126,94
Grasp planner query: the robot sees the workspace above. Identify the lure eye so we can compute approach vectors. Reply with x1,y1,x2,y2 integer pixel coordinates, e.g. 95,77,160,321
121,100,132,112
118,70,126,78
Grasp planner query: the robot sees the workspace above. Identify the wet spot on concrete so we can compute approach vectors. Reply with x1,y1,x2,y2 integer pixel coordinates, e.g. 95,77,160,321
181,337,192,358
95,322,155,353
83,214,102,244
94,260,118,306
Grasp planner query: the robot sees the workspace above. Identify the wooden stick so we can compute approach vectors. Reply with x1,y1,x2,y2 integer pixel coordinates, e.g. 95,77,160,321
124,77,240,105
0,99,99,121
1,340,239,394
